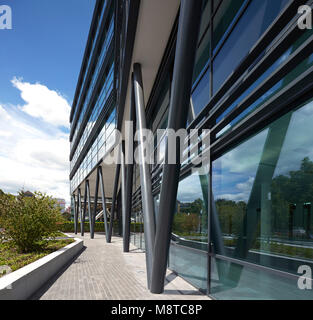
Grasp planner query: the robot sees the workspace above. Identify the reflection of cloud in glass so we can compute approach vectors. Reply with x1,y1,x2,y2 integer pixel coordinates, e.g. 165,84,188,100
274,101,313,177
217,129,268,174
216,176,255,202
177,174,204,203
213,127,268,202
213,99,313,203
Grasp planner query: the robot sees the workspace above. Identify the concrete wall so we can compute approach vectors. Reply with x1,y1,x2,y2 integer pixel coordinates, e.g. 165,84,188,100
0,238,83,300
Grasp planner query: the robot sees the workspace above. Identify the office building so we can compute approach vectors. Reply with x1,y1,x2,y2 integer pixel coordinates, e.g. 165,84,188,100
70,0,313,299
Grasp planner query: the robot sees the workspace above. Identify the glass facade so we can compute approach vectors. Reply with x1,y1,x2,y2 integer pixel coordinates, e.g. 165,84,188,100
129,0,313,299
71,63,115,172
71,17,114,147
70,1,117,194
211,98,313,299
169,173,208,291
71,106,116,192
74,0,313,300
212,0,288,93
130,163,145,250
71,0,108,123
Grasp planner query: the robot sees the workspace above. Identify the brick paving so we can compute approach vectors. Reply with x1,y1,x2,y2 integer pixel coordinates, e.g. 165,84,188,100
31,233,210,300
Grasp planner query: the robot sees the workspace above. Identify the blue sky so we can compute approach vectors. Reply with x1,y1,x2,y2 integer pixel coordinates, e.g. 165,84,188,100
0,0,96,205
0,0,95,105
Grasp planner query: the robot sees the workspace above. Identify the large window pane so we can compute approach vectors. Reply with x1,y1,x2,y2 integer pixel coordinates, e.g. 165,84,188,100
213,0,244,51
210,257,313,300
216,29,313,138
169,172,209,291
191,67,210,117
213,0,288,94
212,97,313,299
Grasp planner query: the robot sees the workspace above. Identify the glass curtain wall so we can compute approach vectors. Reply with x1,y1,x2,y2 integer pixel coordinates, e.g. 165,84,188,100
131,0,313,299
169,172,208,291
131,163,145,250
211,97,313,300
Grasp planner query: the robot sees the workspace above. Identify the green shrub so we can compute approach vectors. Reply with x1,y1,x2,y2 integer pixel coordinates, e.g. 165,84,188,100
0,191,65,253
59,221,143,233
59,221,106,232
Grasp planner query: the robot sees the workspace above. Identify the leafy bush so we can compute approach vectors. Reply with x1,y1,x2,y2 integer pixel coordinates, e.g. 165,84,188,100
0,191,65,253
59,221,143,233
60,221,106,232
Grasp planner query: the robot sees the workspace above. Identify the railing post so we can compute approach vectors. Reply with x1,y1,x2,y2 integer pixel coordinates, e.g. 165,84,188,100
150,0,202,294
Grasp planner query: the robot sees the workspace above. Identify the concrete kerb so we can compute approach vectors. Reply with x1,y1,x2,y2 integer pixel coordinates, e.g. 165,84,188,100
0,237,83,300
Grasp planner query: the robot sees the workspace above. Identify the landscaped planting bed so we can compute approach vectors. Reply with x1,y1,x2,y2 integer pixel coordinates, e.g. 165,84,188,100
0,239,74,278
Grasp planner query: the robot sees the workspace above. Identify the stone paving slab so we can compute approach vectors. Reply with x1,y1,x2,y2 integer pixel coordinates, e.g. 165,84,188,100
31,233,210,300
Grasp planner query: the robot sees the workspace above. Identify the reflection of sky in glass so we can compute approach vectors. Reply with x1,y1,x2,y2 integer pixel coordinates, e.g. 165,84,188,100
213,129,268,202
274,101,313,177
177,173,204,203
213,0,288,94
215,47,292,139
212,99,313,203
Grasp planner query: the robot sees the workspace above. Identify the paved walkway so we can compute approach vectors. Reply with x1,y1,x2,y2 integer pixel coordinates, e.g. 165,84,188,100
31,233,210,300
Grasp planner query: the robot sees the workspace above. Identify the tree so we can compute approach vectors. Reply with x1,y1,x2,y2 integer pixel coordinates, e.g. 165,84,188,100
0,191,65,253
62,207,72,221
215,199,246,236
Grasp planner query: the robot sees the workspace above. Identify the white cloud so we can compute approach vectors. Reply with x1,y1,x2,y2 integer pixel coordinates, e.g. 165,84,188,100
0,79,71,206
177,173,205,203
0,105,11,121
218,129,268,175
0,130,12,138
215,177,255,202
11,77,71,128
213,99,313,203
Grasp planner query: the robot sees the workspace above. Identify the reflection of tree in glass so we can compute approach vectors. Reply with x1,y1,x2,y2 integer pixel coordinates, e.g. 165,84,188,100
173,198,206,237
215,199,246,237
271,157,313,239
216,157,313,243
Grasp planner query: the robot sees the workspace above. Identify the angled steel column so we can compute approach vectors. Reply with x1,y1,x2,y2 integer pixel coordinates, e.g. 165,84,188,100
124,78,136,252
73,194,78,235
133,63,156,289
78,188,83,236
82,182,88,236
86,180,92,232
120,142,127,250
117,190,123,236
108,162,121,243
150,0,202,294
91,166,100,239
98,166,110,242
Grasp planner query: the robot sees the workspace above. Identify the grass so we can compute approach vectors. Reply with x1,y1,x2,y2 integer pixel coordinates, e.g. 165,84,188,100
0,239,75,277
53,231,68,237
